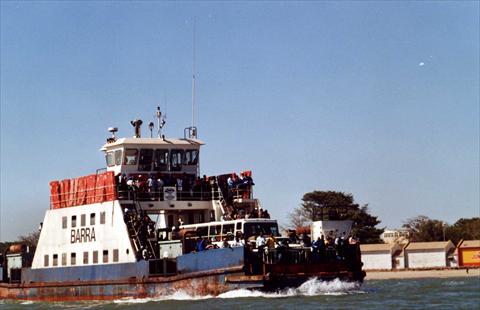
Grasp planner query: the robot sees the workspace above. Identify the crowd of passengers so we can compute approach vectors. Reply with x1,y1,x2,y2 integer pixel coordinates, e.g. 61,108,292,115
117,172,270,220
222,207,270,221
193,231,247,252
289,231,360,262
116,173,217,200
226,172,254,199
116,172,254,201
189,228,359,262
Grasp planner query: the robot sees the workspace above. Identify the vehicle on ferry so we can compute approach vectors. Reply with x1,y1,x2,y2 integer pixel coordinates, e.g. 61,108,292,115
0,107,365,301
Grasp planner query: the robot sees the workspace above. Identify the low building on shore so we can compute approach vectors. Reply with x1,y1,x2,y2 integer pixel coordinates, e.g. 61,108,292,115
405,241,456,268
457,240,480,267
360,243,404,270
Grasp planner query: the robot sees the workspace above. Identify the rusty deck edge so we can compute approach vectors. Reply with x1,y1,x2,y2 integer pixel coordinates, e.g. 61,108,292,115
0,265,244,290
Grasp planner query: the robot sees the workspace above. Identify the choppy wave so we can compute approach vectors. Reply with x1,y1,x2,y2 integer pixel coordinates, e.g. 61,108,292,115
442,280,466,286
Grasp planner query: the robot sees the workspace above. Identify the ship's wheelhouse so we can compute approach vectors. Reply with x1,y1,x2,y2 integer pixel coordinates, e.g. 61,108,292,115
102,138,203,178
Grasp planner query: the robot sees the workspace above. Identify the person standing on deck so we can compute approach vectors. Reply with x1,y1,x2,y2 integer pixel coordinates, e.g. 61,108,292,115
256,232,266,249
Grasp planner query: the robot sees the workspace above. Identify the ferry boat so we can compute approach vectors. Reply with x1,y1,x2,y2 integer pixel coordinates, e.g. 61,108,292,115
0,107,365,301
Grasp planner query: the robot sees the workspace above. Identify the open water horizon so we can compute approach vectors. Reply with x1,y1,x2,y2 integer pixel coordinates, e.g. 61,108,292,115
1,277,479,309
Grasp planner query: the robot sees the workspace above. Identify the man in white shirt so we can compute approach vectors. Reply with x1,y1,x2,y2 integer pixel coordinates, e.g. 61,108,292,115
256,233,266,249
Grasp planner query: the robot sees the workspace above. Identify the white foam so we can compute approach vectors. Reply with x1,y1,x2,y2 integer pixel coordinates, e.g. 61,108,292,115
218,278,363,299
114,290,213,304
20,301,34,305
218,288,289,299
442,280,465,287
113,278,363,303
298,278,361,295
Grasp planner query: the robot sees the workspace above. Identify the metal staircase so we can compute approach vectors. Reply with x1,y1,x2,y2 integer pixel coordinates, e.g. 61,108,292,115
123,199,158,260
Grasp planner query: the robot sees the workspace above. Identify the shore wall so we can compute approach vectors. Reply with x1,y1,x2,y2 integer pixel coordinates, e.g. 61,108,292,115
365,267,480,280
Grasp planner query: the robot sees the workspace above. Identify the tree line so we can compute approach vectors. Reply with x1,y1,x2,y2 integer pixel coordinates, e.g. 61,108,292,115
289,190,479,244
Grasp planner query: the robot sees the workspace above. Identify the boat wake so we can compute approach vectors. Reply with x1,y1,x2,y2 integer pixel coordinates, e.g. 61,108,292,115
113,278,364,304
113,290,214,304
219,278,364,299
0,279,364,308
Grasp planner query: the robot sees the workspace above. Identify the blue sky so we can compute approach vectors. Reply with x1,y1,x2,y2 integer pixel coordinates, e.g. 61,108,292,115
1,1,478,241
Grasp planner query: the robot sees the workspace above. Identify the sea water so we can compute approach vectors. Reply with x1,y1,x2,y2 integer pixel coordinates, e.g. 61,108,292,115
0,277,478,309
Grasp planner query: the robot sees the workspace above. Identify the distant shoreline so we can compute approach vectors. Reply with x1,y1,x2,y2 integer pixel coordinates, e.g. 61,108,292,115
365,268,480,280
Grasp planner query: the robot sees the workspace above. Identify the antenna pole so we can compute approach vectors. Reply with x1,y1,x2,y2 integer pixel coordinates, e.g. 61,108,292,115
191,16,196,129
156,106,162,138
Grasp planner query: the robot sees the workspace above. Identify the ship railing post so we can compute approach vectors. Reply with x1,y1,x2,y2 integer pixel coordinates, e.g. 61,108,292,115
262,250,266,275
163,258,167,276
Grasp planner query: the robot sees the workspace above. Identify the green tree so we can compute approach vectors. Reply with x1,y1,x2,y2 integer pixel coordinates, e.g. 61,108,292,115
402,215,447,242
446,217,480,245
289,191,384,244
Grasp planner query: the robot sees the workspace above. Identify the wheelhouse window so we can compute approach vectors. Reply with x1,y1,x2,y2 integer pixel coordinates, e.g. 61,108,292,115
113,249,119,262
184,150,199,165
138,149,154,171
100,212,106,224
93,251,98,264
62,216,67,229
124,149,138,165
71,215,77,228
62,253,67,266
170,149,184,171
90,213,96,225
153,149,169,171
81,214,86,227
71,253,76,266
83,252,89,264
106,151,115,167
53,254,58,267
103,250,109,263
114,149,123,166
44,255,49,267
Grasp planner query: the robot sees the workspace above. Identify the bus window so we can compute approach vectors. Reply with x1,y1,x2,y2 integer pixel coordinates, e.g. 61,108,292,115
106,152,114,167
138,149,154,171
124,149,138,165
222,224,234,236
184,150,199,165
243,222,279,239
222,224,235,241
153,149,169,171
170,149,183,171
235,222,242,231
209,225,221,241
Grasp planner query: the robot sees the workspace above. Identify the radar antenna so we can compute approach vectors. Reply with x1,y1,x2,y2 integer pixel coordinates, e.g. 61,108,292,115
156,106,166,138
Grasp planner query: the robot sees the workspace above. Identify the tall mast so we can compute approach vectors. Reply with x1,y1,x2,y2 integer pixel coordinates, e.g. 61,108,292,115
191,17,196,129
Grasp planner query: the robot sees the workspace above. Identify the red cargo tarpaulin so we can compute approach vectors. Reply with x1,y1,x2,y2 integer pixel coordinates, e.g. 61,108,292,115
50,172,118,209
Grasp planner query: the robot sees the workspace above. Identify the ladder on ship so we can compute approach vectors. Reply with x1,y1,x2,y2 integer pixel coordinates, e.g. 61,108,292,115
123,198,158,260
216,188,227,216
